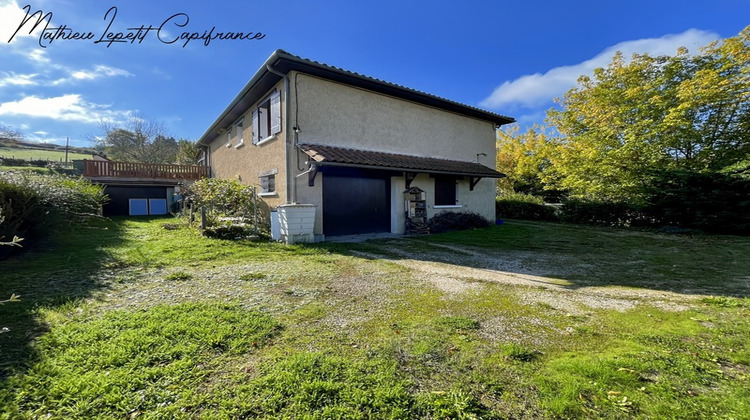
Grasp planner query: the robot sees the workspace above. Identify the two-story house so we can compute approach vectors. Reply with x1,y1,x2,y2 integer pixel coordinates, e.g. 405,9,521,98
197,49,514,241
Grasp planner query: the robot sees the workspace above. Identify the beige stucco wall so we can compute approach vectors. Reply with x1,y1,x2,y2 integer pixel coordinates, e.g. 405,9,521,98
207,80,288,215
289,73,498,236
291,73,497,163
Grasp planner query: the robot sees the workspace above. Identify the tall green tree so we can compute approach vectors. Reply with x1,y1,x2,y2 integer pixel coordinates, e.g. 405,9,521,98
496,124,560,198
545,26,749,201
175,139,199,165
96,116,178,164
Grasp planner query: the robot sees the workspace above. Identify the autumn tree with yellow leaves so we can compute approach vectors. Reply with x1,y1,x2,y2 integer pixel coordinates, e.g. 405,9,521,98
500,26,749,203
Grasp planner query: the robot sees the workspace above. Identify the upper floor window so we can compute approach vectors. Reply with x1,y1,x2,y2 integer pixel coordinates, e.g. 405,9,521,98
252,90,281,145
234,118,244,148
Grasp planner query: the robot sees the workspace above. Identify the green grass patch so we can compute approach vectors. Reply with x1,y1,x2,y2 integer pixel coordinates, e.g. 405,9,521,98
0,303,280,418
412,221,750,296
502,343,542,362
215,352,413,418
239,272,267,281
107,217,328,269
164,271,194,281
1,218,749,418
435,315,480,331
0,145,91,162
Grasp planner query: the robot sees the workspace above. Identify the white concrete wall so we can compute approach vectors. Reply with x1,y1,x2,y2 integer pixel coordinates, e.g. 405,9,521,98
390,174,495,234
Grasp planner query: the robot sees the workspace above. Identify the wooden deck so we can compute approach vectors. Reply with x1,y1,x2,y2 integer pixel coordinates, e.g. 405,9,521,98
83,160,208,181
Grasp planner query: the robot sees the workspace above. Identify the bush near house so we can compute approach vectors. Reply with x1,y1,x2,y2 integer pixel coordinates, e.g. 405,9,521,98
499,171,750,235
183,178,260,237
640,169,750,235
558,198,648,227
0,171,106,258
428,211,491,233
496,193,558,221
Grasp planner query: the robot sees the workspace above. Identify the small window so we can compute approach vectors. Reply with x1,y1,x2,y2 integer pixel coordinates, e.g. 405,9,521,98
225,129,232,148
434,176,457,206
260,174,276,195
234,118,244,148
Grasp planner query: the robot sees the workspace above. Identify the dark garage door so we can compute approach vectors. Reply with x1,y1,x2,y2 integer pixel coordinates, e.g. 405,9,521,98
322,168,390,236
103,186,169,216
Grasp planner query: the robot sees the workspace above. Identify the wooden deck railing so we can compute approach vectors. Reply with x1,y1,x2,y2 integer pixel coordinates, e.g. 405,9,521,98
83,160,208,180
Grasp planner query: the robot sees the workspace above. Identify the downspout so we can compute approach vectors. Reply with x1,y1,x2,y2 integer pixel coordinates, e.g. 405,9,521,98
266,64,294,204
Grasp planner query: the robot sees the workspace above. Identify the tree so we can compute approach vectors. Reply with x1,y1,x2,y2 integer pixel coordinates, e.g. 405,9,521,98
176,139,200,165
95,116,178,163
545,26,750,201
496,124,563,200
0,125,23,141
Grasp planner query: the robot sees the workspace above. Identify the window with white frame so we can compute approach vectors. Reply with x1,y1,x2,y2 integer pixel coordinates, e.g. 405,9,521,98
252,90,281,145
234,118,244,148
259,168,278,196
260,174,275,195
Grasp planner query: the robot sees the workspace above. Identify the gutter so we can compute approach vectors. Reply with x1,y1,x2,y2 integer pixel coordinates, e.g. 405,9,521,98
266,64,294,204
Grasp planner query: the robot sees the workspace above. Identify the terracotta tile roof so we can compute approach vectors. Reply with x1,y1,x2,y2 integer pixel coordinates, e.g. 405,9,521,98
299,144,505,178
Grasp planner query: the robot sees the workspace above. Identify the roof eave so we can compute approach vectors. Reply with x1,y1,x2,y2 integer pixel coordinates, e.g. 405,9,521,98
197,49,516,147
197,51,284,147
311,161,506,179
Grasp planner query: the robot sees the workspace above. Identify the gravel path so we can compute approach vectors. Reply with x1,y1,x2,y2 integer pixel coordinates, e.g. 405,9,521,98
352,239,698,314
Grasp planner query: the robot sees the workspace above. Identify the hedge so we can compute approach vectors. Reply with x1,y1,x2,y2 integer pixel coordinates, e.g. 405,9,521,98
0,171,106,258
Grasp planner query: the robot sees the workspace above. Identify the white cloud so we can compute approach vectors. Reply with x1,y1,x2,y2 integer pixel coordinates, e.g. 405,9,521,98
25,49,50,64
0,72,38,87
0,94,133,124
0,0,47,43
481,29,720,109
52,65,134,85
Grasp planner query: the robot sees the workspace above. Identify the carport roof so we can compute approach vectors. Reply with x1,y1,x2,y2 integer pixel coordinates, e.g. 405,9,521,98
299,143,506,178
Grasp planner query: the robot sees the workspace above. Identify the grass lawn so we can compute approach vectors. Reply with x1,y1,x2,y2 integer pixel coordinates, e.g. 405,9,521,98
0,145,91,163
1,218,749,418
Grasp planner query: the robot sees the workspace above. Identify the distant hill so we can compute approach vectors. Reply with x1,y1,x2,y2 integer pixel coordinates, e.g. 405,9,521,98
0,137,101,164
0,137,99,155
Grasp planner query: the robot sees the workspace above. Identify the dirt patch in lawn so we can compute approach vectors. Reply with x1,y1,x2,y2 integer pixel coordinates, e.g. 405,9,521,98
352,240,698,314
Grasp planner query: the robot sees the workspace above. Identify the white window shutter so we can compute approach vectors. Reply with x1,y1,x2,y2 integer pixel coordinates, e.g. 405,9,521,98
252,109,259,144
270,91,281,134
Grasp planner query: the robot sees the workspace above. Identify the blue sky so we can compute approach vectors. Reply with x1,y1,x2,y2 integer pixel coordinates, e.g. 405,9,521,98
0,0,747,147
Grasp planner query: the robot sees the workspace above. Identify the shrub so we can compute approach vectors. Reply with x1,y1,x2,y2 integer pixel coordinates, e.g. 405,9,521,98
559,198,647,227
185,178,255,233
185,178,255,216
202,224,254,240
641,169,750,234
0,171,106,258
0,157,50,167
496,193,557,221
428,211,491,233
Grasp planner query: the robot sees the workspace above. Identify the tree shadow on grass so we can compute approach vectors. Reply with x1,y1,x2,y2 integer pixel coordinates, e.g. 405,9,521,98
319,220,750,299
0,217,128,381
